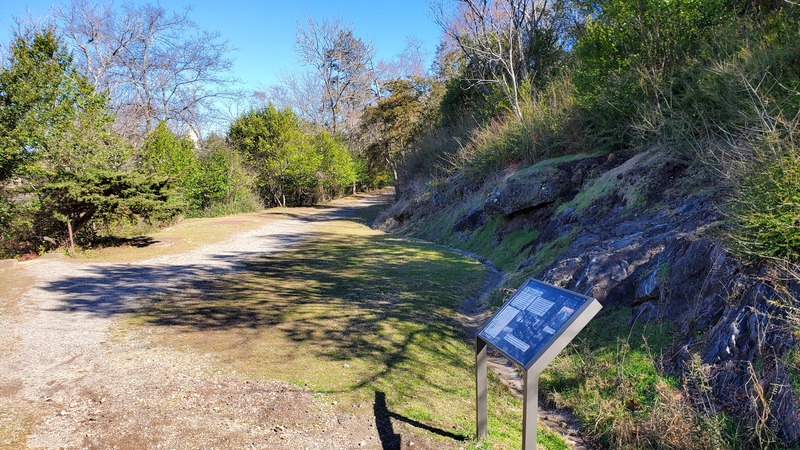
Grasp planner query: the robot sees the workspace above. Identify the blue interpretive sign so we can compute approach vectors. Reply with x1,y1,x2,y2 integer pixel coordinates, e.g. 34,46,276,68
478,278,597,370
476,278,601,448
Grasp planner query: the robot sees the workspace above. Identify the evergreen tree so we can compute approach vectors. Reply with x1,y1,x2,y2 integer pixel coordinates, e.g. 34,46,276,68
0,28,78,180
39,169,181,255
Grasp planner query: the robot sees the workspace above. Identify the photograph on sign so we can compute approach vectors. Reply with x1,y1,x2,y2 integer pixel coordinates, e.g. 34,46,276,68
478,278,592,368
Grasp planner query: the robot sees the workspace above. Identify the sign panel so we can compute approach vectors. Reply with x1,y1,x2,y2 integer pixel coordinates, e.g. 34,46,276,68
478,278,596,369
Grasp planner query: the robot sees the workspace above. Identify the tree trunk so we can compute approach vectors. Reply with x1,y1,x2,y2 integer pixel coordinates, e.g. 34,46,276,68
386,156,399,183
66,219,76,258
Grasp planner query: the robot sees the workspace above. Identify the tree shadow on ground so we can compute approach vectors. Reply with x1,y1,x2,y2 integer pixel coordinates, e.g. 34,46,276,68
43,224,480,443
44,229,481,390
43,230,312,317
373,391,466,449
83,235,158,249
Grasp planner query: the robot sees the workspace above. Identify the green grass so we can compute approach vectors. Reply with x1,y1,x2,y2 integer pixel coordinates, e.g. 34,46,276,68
490,229,541,270
503,227,581,288
514,152,595,177
539,308,737,449
554,167,620,214
132,205,568,449
730,142,800,261
555,151,664,215
449,217,541,272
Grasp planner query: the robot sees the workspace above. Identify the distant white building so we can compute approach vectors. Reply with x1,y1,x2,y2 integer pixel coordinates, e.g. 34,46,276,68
185,129,200,149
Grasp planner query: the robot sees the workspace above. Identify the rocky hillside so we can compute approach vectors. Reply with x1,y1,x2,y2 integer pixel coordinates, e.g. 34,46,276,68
377,149,800,447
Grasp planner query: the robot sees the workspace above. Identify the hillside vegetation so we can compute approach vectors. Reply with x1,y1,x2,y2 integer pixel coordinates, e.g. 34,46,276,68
0,3,417,258
376,1,800,448
2,0,800,447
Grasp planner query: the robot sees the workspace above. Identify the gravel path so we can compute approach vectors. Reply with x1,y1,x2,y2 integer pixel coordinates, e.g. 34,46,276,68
1,191,587,449
0,193,392,449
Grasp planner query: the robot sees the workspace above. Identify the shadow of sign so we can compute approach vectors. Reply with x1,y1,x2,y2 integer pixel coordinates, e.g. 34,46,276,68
373,391,466,450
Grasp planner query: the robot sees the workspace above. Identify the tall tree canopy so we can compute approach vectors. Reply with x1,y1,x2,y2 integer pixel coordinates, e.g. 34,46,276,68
0,28,182,255
360,78,430,183
295,17,375,135
0,28,78,180
54,0,236,140
228,104,356,206
432,0,569,122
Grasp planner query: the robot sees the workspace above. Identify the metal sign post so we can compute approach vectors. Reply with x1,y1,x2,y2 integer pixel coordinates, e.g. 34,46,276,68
475,278,602,449
476,336,488,439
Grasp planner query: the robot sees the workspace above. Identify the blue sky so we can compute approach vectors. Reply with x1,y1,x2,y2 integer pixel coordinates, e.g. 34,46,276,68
0,0,444,92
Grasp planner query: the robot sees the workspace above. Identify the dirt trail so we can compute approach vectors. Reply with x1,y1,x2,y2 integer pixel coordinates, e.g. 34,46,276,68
1,191,587,449
0,193,390,449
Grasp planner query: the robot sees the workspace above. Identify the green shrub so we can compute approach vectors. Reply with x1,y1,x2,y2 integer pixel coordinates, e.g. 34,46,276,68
228,105,357,206
730,130,800,261
446,75,582,179
438,74,509,127
0,195,38,258
313,130,358,199
573,0,736,150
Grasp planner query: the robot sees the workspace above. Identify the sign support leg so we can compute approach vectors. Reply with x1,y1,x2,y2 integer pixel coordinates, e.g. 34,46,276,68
476,336,488,439
522,369,538,450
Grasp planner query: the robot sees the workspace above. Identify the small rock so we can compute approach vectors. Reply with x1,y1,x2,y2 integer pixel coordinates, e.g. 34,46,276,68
359,441,366,447
59,411,67,416
629,301,658,325
280,434,286,440
343,363,350,368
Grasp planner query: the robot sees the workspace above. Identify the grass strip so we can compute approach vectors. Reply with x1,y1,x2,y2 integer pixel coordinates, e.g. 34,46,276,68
134,205,567,449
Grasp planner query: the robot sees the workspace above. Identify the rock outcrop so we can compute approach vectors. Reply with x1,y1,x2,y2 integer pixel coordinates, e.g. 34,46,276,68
377,149,800,444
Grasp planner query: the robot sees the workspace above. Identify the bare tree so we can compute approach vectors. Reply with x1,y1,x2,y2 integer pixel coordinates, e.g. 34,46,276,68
53,0,236,141
281,69,328,125
295,17,375,136
373,37,430,90
431,0,557,122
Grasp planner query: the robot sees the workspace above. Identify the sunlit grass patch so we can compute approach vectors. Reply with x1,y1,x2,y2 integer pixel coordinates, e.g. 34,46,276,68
540,308,736,449
0,403,38,449
73,211,283,262
133,212,567,448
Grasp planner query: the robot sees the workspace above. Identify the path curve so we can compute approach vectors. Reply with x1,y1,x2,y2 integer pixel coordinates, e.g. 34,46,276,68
0,193,390,449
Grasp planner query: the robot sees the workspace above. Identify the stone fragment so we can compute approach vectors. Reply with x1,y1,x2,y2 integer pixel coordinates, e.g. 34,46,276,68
483,168,569,217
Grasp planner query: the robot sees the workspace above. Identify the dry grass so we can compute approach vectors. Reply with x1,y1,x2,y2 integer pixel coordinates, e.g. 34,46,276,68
68,204,347,264
0,268,33,317
0,404,38,449
541,308,737,449
73,212,278,263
